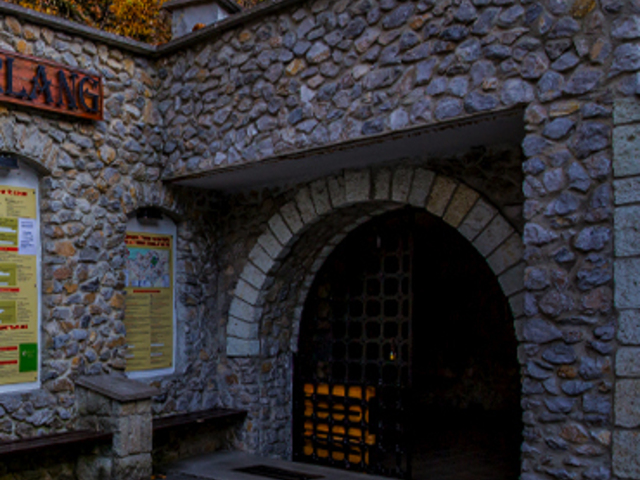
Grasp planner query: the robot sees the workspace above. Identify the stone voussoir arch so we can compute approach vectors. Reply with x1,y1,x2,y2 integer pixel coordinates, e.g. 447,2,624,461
122,182,186,221
227,167,526,357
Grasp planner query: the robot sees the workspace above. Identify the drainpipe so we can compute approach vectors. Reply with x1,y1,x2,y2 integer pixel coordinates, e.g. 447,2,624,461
161,0,242,38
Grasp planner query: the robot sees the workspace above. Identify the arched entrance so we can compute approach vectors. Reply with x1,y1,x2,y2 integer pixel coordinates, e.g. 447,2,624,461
293,208,522,479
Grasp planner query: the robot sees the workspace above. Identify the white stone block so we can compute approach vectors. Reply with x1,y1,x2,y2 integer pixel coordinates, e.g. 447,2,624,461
457,200,498,241
268,213,293,246
614,124,640,177
234,279,260,306
229,298,256,322
473,215,514,257
443,183,480,228
240,261,268,289
487,233,524,276
408,168,435,207
508,291,525,318
615,206,640,257
614,177,640,206
257,231,283,259
426,176,457,217
310,179,331,215
618,309,640,345
391,167,413,203
617,348,640,377
615,258,640,309
280,202,304,235
374,168,391,200
295,186,318,224
248,244,275,274
228,316,259,339
227,338,260,357
345,169,371,204
498,262,525,297
327,175,347,208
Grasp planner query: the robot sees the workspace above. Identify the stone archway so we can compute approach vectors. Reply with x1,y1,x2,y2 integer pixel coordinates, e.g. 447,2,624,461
227,167,525,358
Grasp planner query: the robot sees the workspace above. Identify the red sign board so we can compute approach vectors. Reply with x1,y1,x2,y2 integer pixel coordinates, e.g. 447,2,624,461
0,49,103,121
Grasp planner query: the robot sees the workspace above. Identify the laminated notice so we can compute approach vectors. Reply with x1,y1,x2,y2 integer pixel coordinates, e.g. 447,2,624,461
124,232,173,372
0,186,38,386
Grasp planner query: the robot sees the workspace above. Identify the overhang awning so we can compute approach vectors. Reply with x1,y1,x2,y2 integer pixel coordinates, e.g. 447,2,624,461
167,107,525,192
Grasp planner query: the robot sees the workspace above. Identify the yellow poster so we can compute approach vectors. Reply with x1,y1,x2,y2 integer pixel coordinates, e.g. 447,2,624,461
0,186,39,386
124,232,173,371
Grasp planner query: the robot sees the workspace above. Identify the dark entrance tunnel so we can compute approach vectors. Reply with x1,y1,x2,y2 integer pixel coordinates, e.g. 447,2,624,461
293,207,522,479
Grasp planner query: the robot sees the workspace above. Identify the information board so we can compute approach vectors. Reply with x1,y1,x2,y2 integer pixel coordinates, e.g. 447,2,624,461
124,232,174,372
0,186,38,386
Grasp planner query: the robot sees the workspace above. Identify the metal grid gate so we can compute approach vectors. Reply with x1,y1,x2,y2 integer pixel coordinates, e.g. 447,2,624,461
294,215,413,479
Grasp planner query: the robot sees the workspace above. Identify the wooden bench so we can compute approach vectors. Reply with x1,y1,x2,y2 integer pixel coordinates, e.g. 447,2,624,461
0,408,245,458
0,429,113,457
153,407,247,433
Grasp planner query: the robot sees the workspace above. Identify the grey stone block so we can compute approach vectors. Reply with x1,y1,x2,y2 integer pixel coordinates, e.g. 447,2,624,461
615,98,640,125
614,124,640,177
228,316,259,340
295,186,318,224
613,430,640,479
615,206,640,257
345,169,371,204
391,167,413,203
257,231,282,259
614,177,640,206
426,176,457,217
248,245,275,275
374,168,391,201
112,453,152,480
310,179,331,216
227,338,260,357
615,380,640,427
457,199,498,241
617,348,640,377
473,215,514,257
487,233,523,276
268,213,293,246
280,202,304,235
499,262,525,297
443,183,479,228
407,168,435,207
619,309,640,345
615,259,640,309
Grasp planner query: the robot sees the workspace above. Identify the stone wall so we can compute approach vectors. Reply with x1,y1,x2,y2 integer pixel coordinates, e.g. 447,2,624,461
0,7,222,466
612,98,640,479
0,11,159,448
0,0,637,479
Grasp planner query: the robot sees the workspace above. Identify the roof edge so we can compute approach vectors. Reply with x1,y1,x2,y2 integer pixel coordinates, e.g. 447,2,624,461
156,0,304,56
162,0,242,14
0,1,157,56
0,0,307,58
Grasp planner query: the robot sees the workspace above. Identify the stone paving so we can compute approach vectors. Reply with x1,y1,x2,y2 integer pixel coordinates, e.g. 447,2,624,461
159,451,391,480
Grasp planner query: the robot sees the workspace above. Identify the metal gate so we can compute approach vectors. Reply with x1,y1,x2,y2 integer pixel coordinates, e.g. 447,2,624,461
294,214,413,479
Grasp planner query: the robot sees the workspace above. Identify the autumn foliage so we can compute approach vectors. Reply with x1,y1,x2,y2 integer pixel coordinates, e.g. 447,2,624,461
11,0,171,44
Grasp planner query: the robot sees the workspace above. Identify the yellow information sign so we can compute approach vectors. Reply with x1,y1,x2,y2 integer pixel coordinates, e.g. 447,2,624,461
124,232,173,372
0,186,39,385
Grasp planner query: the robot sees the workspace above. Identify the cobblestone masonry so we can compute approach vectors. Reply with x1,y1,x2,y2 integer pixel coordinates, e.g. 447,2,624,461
0,0,636,479
155,1,624,479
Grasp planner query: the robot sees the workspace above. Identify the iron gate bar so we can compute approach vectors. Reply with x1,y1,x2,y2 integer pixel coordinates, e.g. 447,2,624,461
294,213,415,479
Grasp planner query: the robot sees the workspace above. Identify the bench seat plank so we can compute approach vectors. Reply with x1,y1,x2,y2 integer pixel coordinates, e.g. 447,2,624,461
0,430,112,456
153,407,247,432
